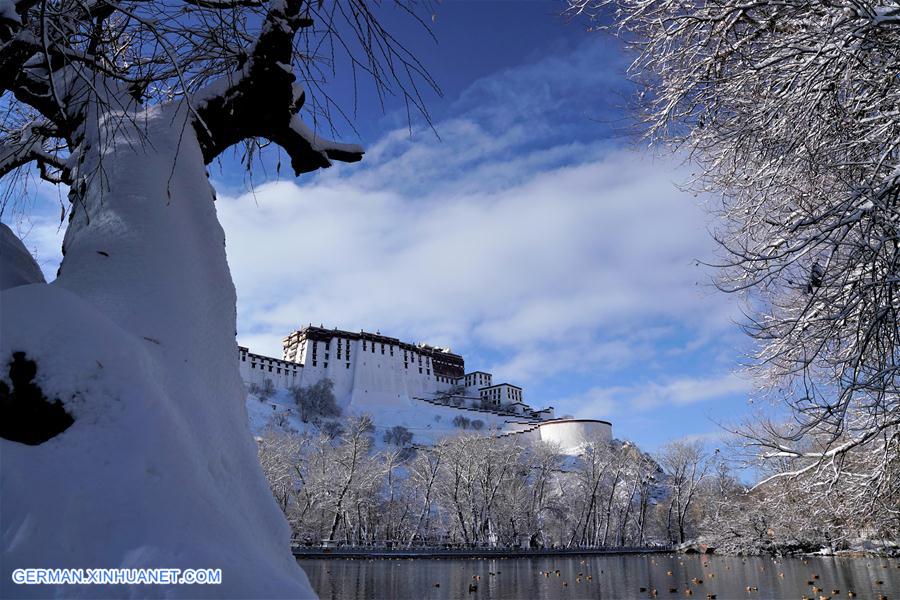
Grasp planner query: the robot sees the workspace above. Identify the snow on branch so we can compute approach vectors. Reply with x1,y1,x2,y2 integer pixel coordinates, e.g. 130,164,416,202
0,120,69,183
272,115,363,173
191,0,364,173
574,0,900,523
0,0,432,181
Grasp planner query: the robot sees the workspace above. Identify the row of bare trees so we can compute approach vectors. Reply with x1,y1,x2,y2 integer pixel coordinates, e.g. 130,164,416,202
257,423,729,548
259,421,900,552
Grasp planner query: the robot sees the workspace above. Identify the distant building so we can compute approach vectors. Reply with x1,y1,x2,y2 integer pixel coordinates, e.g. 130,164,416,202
239,346,302,389
239,324,617,453
479,383,523,408
241,324,551,415
461,371,492,394
278,325,468,405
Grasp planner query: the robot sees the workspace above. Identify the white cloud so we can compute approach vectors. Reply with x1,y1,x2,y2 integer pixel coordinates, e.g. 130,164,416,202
217,146,735,372
570,372,753,419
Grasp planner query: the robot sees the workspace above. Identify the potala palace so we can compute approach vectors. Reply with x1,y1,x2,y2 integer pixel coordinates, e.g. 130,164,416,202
240,325,612,453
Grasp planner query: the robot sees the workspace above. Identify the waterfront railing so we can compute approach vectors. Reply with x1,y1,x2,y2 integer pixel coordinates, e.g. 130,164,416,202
291,543,674,559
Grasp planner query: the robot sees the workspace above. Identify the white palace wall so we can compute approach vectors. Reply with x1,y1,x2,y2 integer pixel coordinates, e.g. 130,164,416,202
238,347,301,390
498,419,613,453
251,333,460,410
296,337,450,410
536,419,612,452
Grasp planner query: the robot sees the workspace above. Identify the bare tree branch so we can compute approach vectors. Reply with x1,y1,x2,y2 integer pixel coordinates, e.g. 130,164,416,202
0,119,70,183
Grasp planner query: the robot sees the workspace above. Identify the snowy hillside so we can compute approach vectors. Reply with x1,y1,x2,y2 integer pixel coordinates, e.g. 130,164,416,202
247,388,528,448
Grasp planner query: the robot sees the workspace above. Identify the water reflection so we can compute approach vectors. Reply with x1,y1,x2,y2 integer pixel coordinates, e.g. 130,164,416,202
299,554,899,600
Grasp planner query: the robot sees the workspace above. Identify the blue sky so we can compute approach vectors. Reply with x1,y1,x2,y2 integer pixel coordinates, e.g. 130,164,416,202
9,0,757,452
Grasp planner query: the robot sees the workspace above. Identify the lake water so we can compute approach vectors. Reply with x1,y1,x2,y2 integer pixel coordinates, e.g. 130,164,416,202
299,553,899,600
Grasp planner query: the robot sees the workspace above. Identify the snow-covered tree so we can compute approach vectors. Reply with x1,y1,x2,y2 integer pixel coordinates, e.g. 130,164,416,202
658,440,708,544
402,442,442,544
0,0,433,596
452,414,471,429
250,377,277,400
568,439,617,546
319,418,344,439
256,426,693,549
291,378,340,423
0,0,433,196
575,0,900,523
322,415,376,541
383,424,413,447
257,430,303,513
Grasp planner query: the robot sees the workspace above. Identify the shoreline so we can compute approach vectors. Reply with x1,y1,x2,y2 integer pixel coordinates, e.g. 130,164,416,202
292,546,674,559
293,547,899,560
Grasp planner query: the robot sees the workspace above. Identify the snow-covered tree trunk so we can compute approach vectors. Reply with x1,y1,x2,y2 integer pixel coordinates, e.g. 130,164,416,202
60,106,233,368
0,0,434,595
1,101,319,597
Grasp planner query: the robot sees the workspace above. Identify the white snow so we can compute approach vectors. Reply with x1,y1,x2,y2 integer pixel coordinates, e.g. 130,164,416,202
249,386,534,449
1,104,314,598
0,223,45,290
289,115,364,157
